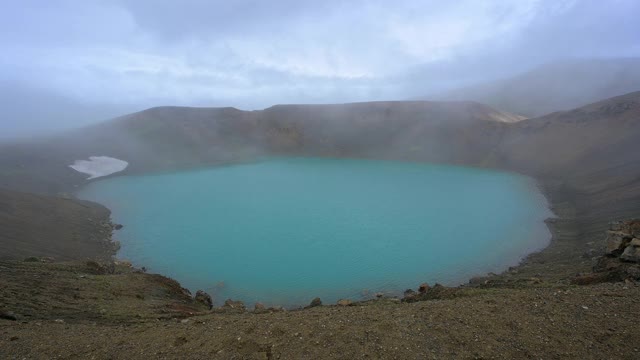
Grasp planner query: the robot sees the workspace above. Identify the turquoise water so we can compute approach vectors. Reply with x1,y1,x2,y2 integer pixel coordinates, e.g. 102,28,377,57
78,157,552,307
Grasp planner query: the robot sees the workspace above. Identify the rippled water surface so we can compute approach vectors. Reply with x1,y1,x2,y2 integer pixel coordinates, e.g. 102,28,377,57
78,158,552,306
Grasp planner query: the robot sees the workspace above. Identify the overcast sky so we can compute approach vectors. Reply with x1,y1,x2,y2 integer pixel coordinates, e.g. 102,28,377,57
1,0,639,137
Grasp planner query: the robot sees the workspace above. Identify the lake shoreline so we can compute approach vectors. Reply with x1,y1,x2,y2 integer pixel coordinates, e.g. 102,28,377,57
79,159,569,308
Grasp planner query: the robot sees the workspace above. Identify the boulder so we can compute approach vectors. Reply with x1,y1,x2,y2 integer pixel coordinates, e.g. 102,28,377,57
628,220,640,238
605,232,630,255
114,224,124,230
336,299,352,306
418,283,430,294
621,245,640,263
308,297,322,308
254,303,266,311
194,290,213,309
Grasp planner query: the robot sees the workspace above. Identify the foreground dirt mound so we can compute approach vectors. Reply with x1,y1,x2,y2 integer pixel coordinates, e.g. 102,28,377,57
0,260,208,323
2,279,639,359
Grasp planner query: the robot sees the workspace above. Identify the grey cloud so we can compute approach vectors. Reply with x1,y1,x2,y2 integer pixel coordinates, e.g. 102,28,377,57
1,0,639,138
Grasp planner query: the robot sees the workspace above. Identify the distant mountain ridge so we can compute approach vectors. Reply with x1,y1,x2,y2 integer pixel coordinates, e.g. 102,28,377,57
1,93,639,197
0,100,524,194
432,58,640,117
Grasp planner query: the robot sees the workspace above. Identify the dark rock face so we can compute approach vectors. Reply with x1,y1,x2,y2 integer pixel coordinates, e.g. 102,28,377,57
308,297,322,308
0,311,18,321
194,290,213,310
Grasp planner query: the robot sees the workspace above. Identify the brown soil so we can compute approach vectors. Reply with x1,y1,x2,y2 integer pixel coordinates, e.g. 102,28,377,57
2,262,639,359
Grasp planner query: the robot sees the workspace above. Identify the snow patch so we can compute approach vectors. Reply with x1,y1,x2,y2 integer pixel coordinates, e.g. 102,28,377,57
69,156,129,180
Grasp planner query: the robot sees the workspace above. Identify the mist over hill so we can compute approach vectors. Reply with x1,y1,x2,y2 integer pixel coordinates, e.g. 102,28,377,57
0,100,526,195
1,91,639,222
432,58,640,117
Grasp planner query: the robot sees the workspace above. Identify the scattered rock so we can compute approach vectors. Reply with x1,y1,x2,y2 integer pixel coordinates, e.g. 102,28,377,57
222,299,246,312
133,266,148,274
374,292,384,299
194,290,213,310
403,289,417,300
308,297,322,308
54,319,65,323
85,260,115,275
254,303,266,311
336,299,352,306
571,272,614,285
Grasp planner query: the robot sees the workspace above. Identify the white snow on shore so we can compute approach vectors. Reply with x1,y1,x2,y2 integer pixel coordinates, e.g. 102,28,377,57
69,156,129,180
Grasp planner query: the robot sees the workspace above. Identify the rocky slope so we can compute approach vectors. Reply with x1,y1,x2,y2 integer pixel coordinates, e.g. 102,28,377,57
0,189,115,261
497,92,640,274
